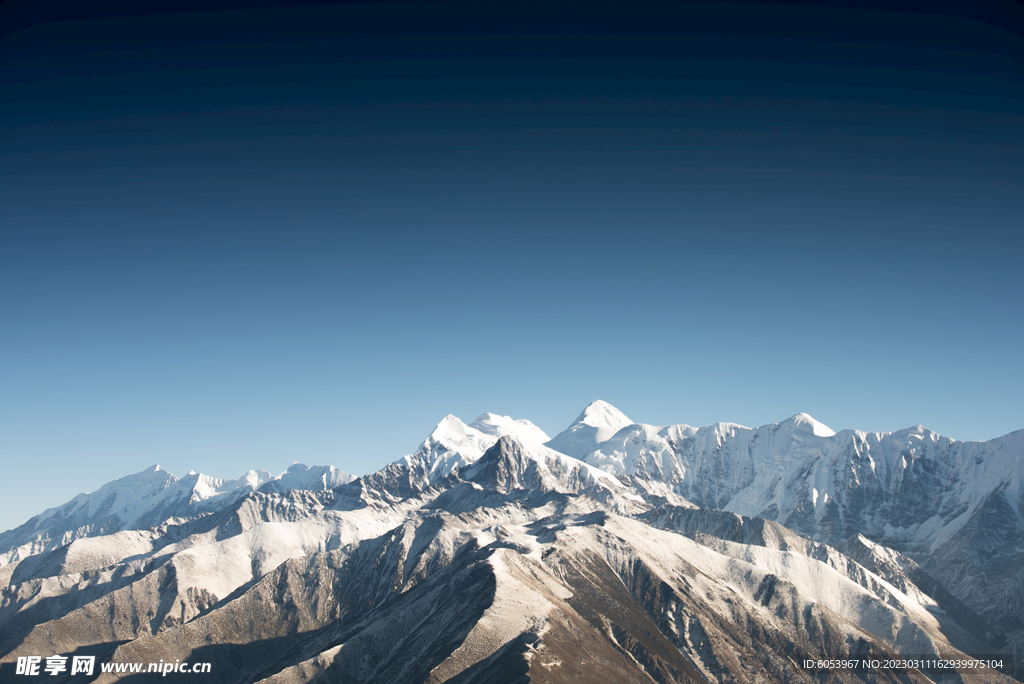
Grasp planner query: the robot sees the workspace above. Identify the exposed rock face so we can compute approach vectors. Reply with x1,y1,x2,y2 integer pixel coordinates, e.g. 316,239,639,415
1,406,1021,683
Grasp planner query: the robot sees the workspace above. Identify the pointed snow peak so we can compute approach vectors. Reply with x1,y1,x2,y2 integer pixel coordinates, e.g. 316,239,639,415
133,464,172,481
123,465,177,484
430,414,470,442
784,413,836,437
546,400,635,459
399,413,493,481
577,400,632,430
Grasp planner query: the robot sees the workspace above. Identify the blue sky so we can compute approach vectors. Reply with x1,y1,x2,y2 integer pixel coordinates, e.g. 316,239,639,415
1,0,1022,533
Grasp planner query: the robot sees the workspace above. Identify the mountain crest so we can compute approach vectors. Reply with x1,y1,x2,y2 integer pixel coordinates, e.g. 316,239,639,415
544,400,634,459
429,414,471,444
576,400,631,429
460,435,541,494
782,412,836,437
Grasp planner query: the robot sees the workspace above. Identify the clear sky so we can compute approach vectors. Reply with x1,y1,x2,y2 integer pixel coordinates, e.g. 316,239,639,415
2,0,1022,534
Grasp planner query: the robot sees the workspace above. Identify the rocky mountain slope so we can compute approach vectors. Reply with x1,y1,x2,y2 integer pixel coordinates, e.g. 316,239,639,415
556,402,1024,629
1,403,1020,683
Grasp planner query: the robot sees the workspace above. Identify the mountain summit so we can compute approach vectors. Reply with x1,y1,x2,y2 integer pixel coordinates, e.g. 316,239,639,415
544,399,633,458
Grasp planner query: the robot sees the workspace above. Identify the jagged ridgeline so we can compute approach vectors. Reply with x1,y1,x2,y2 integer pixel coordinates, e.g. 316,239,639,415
1,402,1022,683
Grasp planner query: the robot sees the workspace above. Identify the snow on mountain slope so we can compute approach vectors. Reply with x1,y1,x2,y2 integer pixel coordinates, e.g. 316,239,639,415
1,403,1022,683
459,435,636,503
0,463,354,566
540,402,1024,629
544,399,633,458
6,495,1012,684
0,488,421,660
260,463,356,493
470,412,550,444
549,404,1024,556
398,412,551,484
588,514,943,654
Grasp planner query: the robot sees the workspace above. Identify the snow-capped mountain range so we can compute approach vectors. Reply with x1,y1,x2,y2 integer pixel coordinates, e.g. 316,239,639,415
564,402,1024,552
0,464,354,566
1,402,1021,683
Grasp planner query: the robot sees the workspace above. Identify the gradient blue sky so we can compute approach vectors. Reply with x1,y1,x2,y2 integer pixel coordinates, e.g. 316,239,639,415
2,0,1022,533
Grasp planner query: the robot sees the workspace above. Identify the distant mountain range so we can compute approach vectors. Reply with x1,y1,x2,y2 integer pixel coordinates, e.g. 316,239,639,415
2,402,1021,683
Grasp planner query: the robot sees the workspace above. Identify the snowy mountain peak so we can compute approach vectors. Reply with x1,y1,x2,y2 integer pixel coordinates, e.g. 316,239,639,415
784,412,836,437
430,414,470,443
894,424,935,438
401,411,556,485
578,400,632,430
544,400,634,459
459,434,628,497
